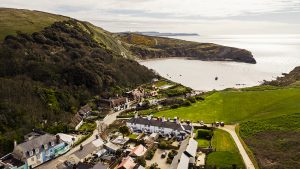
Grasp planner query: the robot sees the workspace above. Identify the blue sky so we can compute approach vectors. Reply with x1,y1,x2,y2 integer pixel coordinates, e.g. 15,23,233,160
2,0,300,34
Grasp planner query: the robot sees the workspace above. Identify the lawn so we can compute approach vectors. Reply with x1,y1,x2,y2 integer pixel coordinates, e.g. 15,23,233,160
155,87,300,123
194,129,212,148
206,129,244,168
128,133,138,139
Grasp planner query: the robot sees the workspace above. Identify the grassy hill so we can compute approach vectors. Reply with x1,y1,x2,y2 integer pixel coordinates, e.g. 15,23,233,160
0,8,68,40
239,113,300,169
155,86,300,123
0,9,156,156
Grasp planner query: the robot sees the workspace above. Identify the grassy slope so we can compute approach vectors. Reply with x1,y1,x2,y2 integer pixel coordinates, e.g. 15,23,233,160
0,8,68,40
155,87,300,123
207,129,244,168
239,113,300,169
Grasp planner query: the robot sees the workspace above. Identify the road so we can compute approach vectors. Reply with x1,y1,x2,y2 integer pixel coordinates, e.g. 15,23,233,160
219,125,255,169
37,110,123,169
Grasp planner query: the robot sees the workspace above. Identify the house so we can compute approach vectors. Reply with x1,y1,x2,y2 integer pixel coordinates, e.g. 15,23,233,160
57,133,77,146
126,115,193,139
170,137,198,169
0,132,70,169
0,153,27,169
98,97,129,112
126,88,145,102
68,139,104,164
111,136,129,146
78,104,92,118
70,113,84,131
117,157,136,169
104,142,121,154
129,145,147,157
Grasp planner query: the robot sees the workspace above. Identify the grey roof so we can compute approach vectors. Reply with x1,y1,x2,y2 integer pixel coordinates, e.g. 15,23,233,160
127,117,192,132
170,138,198,169
73,142,97,160
92,162,109,169
13,133,60,159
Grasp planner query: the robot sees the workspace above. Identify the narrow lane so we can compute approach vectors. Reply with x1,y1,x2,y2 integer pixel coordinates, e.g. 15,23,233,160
219,125,255,169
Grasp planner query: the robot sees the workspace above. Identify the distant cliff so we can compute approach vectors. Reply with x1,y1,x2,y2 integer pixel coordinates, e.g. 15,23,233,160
264,66,300,86
117,33,256,64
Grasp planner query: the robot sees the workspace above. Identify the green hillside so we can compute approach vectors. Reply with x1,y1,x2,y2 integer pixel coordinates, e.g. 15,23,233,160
239,113,300,169
155,87,300,123
0,11,156,156
0,8,69,40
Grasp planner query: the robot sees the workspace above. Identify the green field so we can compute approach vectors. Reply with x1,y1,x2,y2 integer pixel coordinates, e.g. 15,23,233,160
155,87,300,123
0,8,68,40
207,129,244,168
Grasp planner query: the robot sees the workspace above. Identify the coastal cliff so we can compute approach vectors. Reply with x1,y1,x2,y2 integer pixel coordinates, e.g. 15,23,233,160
117,33,256,64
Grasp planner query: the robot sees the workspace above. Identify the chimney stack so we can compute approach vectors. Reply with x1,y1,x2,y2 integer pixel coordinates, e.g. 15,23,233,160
55,135,60,144
14,140,17,148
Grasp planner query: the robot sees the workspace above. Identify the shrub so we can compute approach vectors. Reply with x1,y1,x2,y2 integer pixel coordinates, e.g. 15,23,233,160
187,97,196,103
145,146,157,160
197,129,213,140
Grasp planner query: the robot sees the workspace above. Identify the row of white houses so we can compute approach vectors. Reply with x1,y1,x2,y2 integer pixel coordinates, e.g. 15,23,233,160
126,115,193,139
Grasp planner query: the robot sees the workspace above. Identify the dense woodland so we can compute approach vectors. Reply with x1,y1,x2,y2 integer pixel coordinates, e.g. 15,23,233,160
0,20,156,155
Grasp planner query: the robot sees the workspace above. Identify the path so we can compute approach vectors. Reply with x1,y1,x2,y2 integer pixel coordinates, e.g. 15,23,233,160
219,125,255,169
37,110,123,169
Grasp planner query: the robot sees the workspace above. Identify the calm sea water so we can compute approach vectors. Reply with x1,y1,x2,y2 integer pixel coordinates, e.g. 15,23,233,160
139,34,300,91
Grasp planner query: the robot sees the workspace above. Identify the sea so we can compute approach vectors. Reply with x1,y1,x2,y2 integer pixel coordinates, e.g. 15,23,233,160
139,34,300,91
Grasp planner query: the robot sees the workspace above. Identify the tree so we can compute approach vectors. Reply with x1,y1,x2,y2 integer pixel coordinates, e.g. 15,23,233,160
136,156,146,167
119,125,130,138
149,163,160,169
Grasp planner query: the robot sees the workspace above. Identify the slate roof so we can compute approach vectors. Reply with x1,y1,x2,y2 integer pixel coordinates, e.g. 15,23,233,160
127,117,193,132
79,104,92,115
70,113,83,128
13,133,62,159
170,138,198,169
73,139,103,160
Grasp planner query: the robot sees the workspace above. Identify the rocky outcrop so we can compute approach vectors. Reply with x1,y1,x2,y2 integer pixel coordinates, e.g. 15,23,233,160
118,33,256,64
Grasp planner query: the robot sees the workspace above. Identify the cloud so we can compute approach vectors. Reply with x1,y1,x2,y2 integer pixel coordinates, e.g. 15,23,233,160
1,0,300,34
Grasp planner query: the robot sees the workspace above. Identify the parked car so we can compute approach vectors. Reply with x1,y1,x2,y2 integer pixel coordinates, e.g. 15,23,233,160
161,151,167,158
215,122,220,127
220,122,225,127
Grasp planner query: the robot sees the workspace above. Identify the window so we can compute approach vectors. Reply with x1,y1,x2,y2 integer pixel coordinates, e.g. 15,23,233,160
29,151,33,156
35,148,39,154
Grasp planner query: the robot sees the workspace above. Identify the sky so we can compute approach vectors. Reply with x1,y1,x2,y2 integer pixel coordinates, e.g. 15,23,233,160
2,0,300,35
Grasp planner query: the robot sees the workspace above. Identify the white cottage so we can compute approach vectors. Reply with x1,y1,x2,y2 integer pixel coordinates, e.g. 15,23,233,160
126,115,193,139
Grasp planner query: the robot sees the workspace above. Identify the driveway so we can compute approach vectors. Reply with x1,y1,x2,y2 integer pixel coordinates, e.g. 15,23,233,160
146,149,170,169
219,125,255,169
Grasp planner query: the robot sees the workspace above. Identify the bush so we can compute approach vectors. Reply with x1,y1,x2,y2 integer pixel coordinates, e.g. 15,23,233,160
171,104,180,109
197,129,213,140
195,96,205,101
145,146,157,160
182,100,191,107
136,156,146,167
167,149,178,163
187,97,196,103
